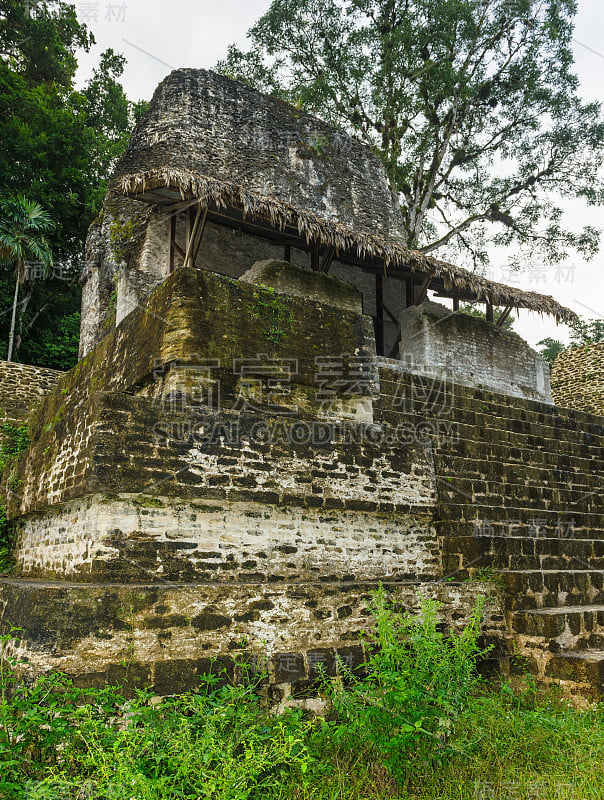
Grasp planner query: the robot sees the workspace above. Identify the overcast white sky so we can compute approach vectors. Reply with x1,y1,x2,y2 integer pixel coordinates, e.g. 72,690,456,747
74,0,603,348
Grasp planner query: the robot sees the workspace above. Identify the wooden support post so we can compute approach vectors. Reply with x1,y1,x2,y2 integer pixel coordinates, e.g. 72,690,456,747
310,242,320,271
405,279,415,308
375,273,384,356
496,304,513,328
183,202,203,269
186,205,195,251
453,296,459,312
319,246,335,273
191,207,209,266
486,302,494,323
169,215,176,273
284,244,291,262
414,275,431,305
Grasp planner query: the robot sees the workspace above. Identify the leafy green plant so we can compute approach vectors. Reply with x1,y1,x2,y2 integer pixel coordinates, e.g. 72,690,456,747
470,567,506,589
569,318,604,347
322,588,486,784
31,677,313,800
537,337,566,366
0,423,29,473
0,423,29,571
1,625,103,798
0,503,14,573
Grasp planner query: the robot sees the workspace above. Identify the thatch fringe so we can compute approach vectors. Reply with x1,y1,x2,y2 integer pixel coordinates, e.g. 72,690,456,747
117,167,578,324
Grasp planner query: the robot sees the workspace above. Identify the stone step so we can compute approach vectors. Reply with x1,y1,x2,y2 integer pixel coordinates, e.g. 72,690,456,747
376,404,604,448
437,477,602,513
513,605,604,646
545,650,604,688
437,457,601,488
440,518,604,541
451,412,603,442
376,393,604,445
438,475,601,506
501,570,604,609
447,424,603,456
434,454,602,488
437,439,601,469
443,535,604,573
438,505,604,535
436,457,602,494
377,373,604,433
376,395,604,441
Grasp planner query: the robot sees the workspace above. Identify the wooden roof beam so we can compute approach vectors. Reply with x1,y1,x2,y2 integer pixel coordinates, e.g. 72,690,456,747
496,304,514,328
414,275,431,305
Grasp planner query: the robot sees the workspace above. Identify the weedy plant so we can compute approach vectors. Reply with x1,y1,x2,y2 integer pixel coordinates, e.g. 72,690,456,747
0,625,117,799
318,588,486,784
30,680,313,800
13,593,604,800
0,423,29,470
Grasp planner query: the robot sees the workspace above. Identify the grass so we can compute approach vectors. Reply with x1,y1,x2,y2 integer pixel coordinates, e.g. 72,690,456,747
1,596,604,799
404,686,604,800
5,679,602,800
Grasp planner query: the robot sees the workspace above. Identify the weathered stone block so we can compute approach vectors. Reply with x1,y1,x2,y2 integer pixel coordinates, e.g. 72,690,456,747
0,578,505,694
397,302,552,403
240,260,362,313
0,362,63,424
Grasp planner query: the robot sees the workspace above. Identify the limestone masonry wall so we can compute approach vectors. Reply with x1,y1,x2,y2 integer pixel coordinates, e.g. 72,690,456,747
0,361,63,424
1,579,505,698
551,341,604,416
3,265,602,699
13,495,438,584
115,69,403,240
398,302,552,403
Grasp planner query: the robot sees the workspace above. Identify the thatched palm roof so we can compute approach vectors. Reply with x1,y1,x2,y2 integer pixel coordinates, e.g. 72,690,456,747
117,166,578,325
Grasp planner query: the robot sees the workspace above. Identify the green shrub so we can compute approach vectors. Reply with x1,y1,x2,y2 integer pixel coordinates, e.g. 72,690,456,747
0,423,29,473
5,593,604,800
320,588,486,784
1,626,115,798
1,660,312,800
34,685,311,799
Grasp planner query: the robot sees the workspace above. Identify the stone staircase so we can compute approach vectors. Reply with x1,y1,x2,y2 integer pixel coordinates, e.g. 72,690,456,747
376,364,604,697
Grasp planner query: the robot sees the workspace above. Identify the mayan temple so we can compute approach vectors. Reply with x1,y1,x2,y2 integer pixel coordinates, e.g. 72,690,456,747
0,69,602,702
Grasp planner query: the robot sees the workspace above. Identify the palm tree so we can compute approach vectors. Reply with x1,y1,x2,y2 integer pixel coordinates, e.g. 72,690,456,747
0,196,54,362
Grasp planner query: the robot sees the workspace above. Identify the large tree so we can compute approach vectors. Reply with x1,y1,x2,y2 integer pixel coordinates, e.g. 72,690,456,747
0,0,146,367
218,0,604,267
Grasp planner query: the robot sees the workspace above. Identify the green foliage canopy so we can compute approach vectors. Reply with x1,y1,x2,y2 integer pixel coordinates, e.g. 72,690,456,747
0,0,146,368
536,336,565,365
569,318,604,346
219,0,604,268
